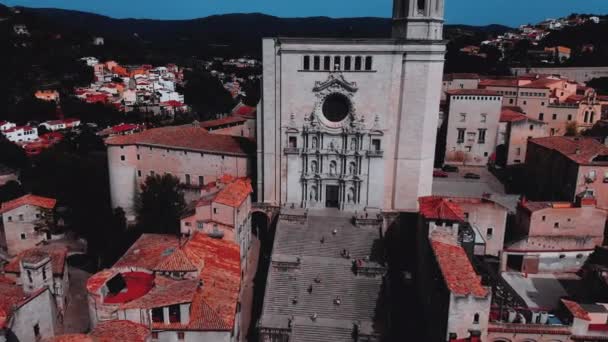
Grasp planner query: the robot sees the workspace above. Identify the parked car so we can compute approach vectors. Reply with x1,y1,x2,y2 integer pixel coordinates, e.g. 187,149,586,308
433,170,449,178
464,173,481,180
442,165,459,173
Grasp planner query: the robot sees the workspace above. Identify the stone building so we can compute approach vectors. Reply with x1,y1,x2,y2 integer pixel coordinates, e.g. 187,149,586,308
501,194,607,274
105,125,255,220
525,136,608,210
0,277,59,342
498,107,548,166
86,233,242,342
416,197,492,342
257,0,446,212
0,194,57,257
441,73,481,101
444,89,503,166
4,245,70,314
181,176,253,267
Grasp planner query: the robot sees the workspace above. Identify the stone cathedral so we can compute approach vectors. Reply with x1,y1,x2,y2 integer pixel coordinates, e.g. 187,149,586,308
257,0,446,212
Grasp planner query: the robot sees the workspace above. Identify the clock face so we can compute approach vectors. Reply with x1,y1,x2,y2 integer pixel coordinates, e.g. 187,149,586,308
322,93,351,123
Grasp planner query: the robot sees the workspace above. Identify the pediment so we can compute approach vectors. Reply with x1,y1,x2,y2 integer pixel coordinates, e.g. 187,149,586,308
313,73,358,93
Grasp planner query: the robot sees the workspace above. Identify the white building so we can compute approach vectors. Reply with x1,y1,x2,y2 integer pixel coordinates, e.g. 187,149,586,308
444,89,503,166
80,57,100,67
257,0,446,212
0,121,16,132
1,126,38,143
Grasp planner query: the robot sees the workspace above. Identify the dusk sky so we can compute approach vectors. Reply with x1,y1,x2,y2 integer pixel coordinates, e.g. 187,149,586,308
2,0,607,26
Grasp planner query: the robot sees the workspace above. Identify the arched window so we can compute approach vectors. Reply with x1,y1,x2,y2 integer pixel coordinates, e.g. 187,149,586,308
365,56,373,71
344,56,352,71
354,56,362,71
303,55,310,70
473,313,480,324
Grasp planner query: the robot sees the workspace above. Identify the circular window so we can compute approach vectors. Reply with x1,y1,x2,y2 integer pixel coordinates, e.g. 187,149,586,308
322,93,351,123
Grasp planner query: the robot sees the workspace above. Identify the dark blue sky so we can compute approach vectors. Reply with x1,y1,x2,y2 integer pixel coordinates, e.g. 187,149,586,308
2,0,607,26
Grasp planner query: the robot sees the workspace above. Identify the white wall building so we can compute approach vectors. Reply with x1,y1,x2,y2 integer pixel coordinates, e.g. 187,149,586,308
1,126,38,143
257,0,446,212
444,90,503,166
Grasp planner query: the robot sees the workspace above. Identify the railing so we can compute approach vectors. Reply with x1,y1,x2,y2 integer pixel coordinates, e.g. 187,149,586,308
367,150,384,157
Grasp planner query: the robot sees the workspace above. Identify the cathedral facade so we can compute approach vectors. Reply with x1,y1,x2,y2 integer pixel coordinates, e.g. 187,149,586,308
257,0,446,212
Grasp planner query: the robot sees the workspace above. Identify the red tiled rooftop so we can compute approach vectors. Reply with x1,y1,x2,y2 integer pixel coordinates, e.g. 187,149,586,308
213,178,253,208
562,299,591,321
520,78,562,89
447,89,500,96
90,320,150,342
419,196,466,222
519,199,574,212
5,246,68,276
45,334,93,342
431,240,489,298
199,116,247,129
154,248,197,273
529,136,608,165
0,194,56,214
479,78,520,87
500,108,545,124
233,104,256,118
106,125,255,157
0,282,27,328
103,272,155,304
120,279,197,309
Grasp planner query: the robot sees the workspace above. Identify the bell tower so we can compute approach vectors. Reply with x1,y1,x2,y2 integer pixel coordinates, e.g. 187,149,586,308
392,0,444,40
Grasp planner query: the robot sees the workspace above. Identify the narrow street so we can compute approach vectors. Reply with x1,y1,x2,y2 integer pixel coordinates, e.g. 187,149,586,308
61,267,91,334
239,238,260,342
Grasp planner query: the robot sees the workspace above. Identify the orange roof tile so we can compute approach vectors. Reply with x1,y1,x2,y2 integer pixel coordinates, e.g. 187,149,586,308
114,234,181,270
500,108,545,124
214,178,253,208
529,136,608,165
5,246,68,276
105,125,255,157
431,240,489,298
0,194,56,214
0,282,27,328
199,116,247,129
419,196,466,222
154,248,198,272
90,320,151,342
479,78,520,87
120,279,198,309
562,299,591,321
44,334,93,342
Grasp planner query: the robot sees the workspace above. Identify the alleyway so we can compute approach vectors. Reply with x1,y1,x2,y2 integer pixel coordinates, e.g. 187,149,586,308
61,267,91,334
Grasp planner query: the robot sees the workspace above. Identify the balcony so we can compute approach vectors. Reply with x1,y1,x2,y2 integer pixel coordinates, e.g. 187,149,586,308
366,150,384,158
283,147,301,155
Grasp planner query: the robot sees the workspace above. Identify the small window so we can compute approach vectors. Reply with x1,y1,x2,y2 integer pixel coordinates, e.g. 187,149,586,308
365,56,373,71
576,254,584,259
150,171,155,176
523,101,527,105
354,56,362,71
559,254,566,259
199,176,204,185
121,155,125,161
18,214,24,221
417,0,426,12
138,170,142,177
460,113,466,122
542,215,546,221
323,56,331,70
152,332,159,339
509,98,514,104
473,313,480,324
538,113,544,121
487,228,494,239
529,125,534,131
178,332,185,340
289,136,297,148
464,213,469,220
344,56,352,70
7,216,12,222
303,55,311,70
333,56,341,70
33,324,40,338
27,270,32,283
20,233,26,240
313,56,320,70
185,174,191,185
213,208,218,214
480,114,487,123
169,304,181,323
197,221,204,229
554,222,560,228
516,147,521,156
137,154,140,160
372,139,381,151
552,114,557,120
43,267,47,280
567,115,572,121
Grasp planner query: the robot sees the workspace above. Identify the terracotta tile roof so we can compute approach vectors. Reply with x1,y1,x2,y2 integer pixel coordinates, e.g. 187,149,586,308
105,125,255,156
0,282,27,328
500,108,545,124
529,136,608,165
213,178,252,208
479,78,520,87
562,299,591,321
446,89,500,96
154,248,198,272
86,269,118,294
232,103,256,119
520,78,562,89
519,199,573,212
0,194,56,214
443,73,480,81
114,234,181,270
107,233,241,331
120,279,198,309
419,196,466,222
103,272,155,304
199,116,247,129
90,320,151,342
430,240,489,298
44,334,93,342
184,232,241,330
5,246,68,276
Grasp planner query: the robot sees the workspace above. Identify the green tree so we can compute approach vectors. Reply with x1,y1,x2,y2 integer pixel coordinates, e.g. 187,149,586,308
136,174,185,235
0,181,25,203
0,136,28,170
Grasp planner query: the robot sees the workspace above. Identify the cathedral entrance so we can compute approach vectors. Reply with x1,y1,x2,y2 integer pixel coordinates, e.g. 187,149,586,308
325,185,340,208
